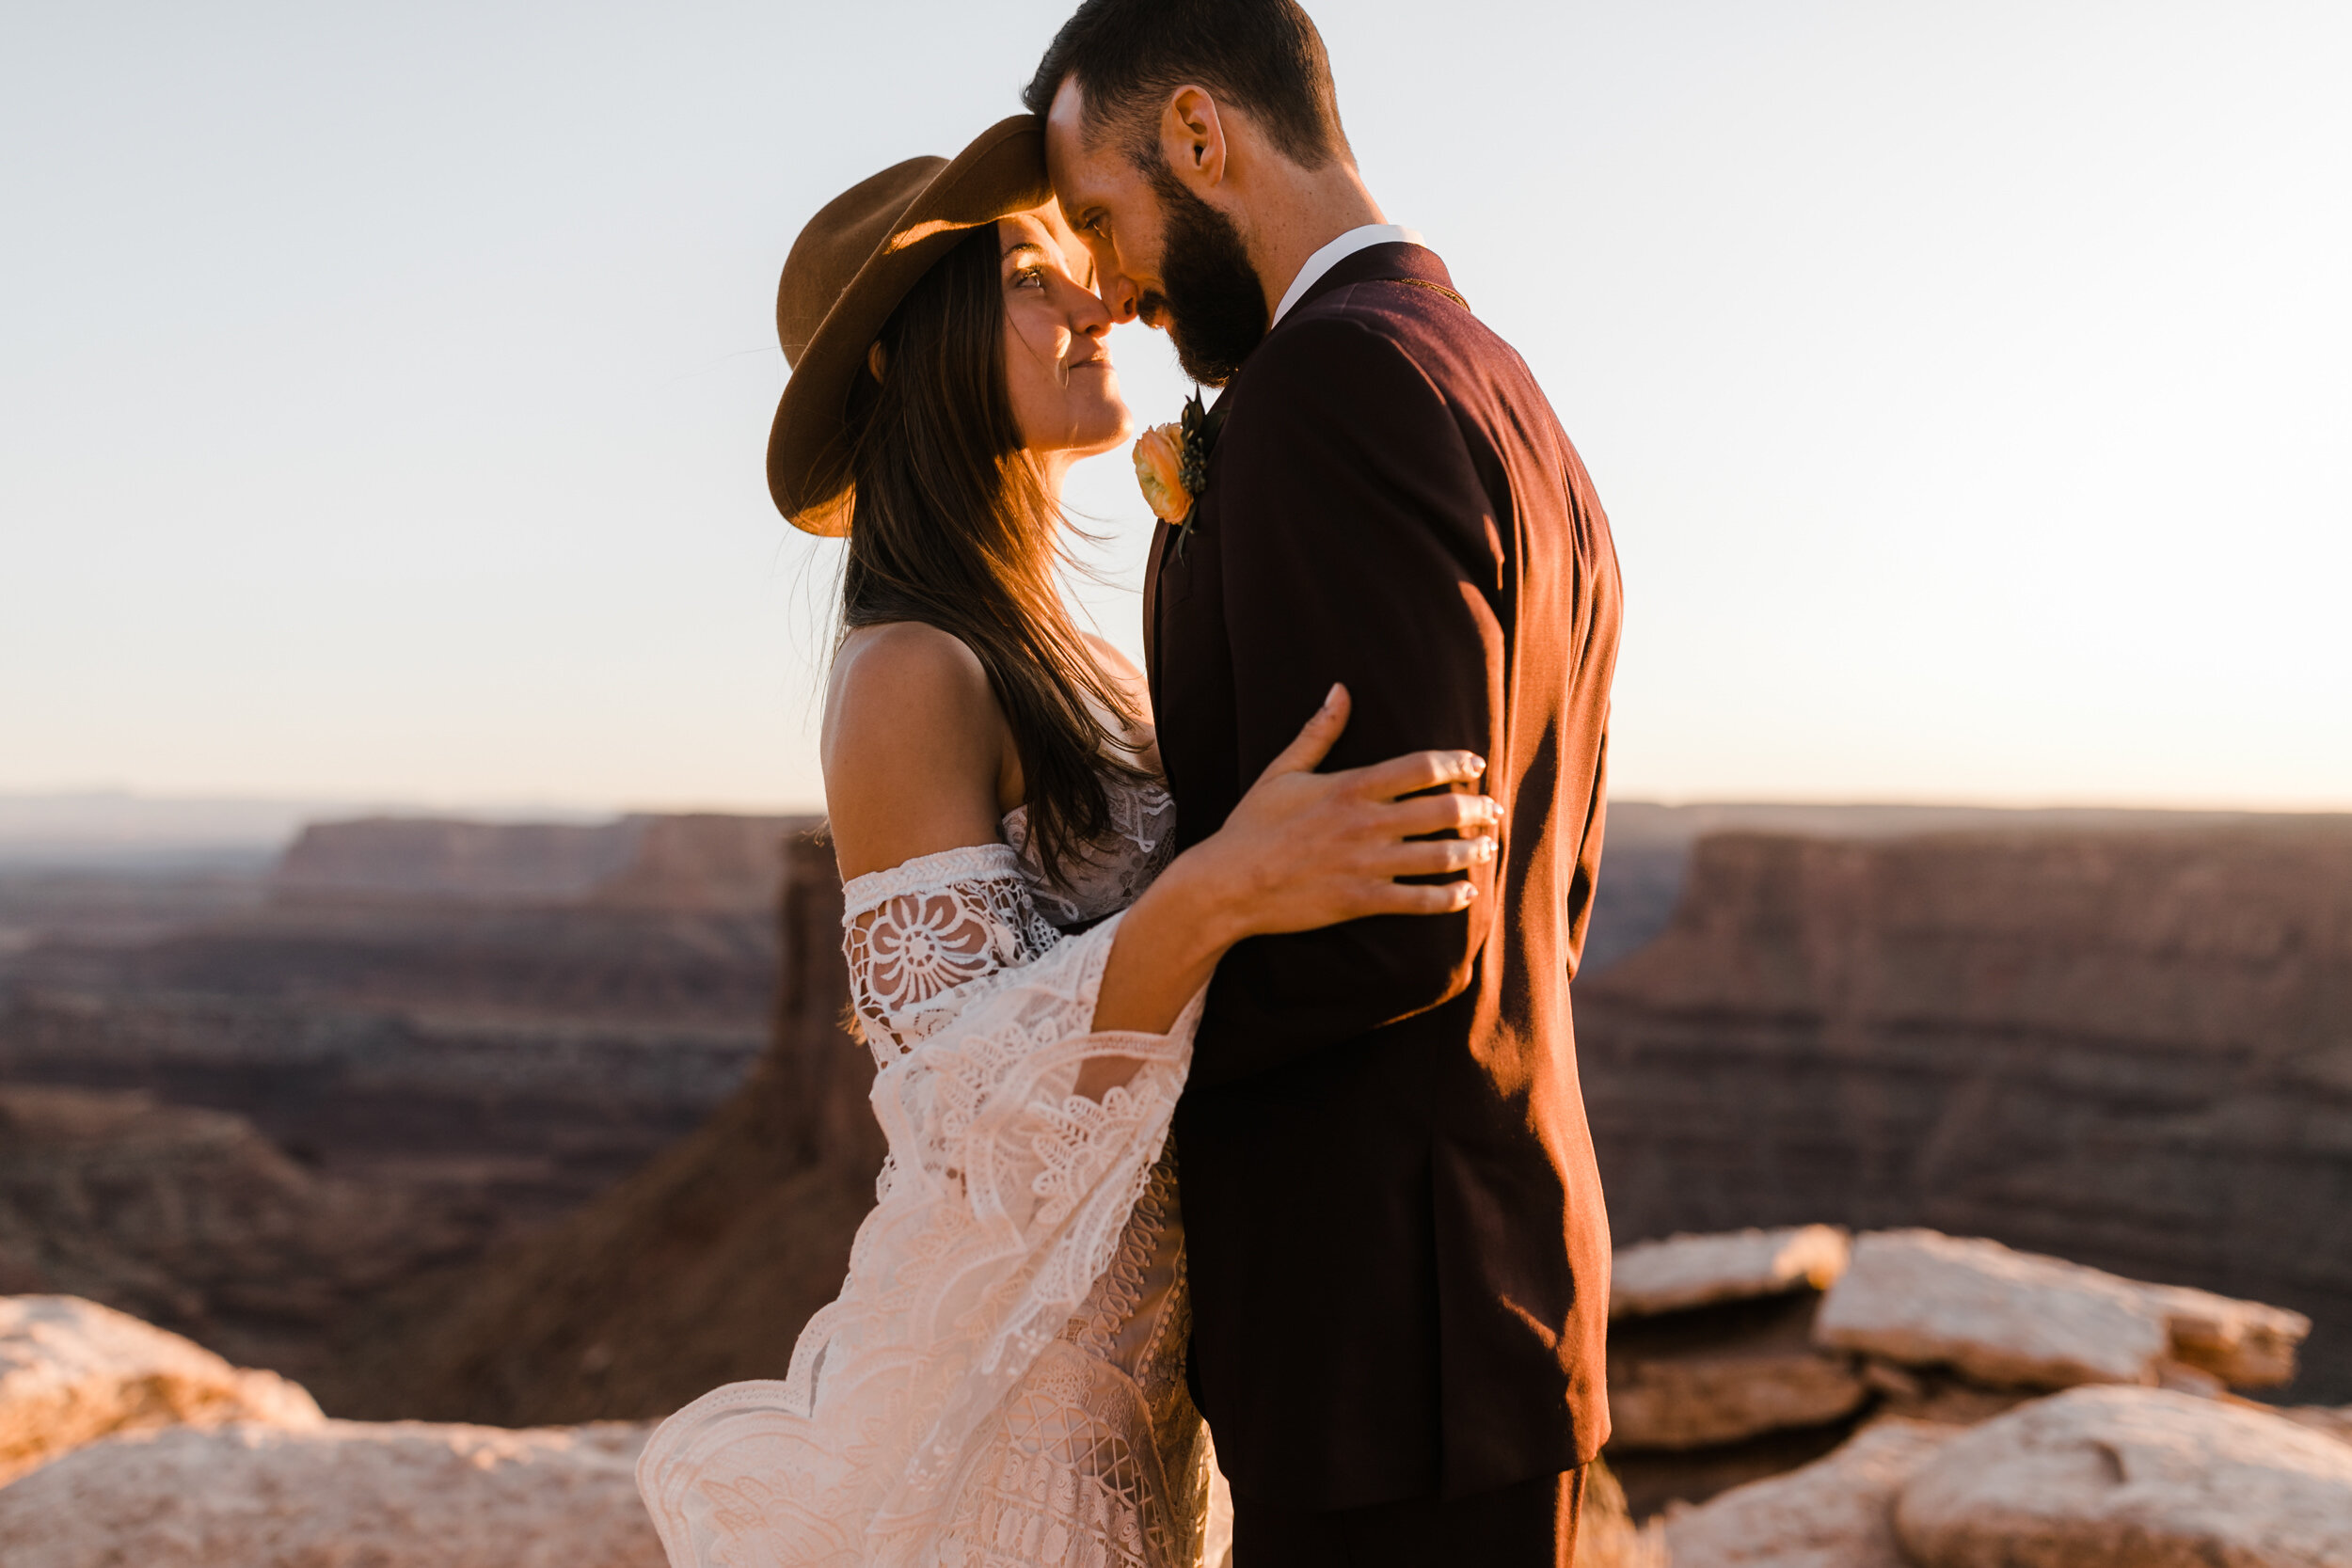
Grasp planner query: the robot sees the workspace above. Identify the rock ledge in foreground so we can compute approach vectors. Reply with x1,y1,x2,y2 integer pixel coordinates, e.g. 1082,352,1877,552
1612,1226,1851,1319
0,1418,664,1568
1661,1418,1963,1568
0,1293,320,1484
1895,1385,2352,1568
1814,1230,2307,1391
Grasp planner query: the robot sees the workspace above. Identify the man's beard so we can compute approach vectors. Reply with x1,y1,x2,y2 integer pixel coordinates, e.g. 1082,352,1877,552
1143,166,1266,388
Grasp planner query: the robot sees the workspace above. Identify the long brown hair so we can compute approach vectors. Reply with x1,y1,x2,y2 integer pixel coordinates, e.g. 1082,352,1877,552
837,224,1149,884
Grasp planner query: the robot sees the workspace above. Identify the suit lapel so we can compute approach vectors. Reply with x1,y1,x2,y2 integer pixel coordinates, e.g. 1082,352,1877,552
1142,517,1169,706
1139,245,1453,726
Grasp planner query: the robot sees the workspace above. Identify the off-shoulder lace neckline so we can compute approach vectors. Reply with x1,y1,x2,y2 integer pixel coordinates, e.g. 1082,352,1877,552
840,842,1024,920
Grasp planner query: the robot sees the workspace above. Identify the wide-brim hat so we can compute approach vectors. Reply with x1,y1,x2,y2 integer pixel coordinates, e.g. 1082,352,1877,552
768,115,1051,535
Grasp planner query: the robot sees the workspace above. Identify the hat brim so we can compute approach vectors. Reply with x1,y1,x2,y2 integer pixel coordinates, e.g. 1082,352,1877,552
768,116,1052,535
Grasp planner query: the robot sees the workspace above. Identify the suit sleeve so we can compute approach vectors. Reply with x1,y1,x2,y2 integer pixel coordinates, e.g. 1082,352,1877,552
1191,313,1507,1090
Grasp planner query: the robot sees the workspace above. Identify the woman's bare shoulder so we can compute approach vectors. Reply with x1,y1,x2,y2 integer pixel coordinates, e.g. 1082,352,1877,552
823,624,1010,880
831,622,992,714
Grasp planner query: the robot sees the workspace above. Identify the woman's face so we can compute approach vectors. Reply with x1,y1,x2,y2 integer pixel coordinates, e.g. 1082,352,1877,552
997,206,1131,462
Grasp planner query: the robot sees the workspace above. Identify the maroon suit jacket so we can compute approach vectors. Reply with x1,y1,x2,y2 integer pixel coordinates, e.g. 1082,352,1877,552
1145,244,1621,1510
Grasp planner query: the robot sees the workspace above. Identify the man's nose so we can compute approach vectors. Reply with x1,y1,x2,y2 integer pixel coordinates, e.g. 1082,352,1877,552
1096,266,1141,325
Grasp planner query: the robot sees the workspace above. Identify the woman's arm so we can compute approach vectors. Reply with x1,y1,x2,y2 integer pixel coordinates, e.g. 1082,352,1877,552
824,628,1497,1101
1081,684,1498,1093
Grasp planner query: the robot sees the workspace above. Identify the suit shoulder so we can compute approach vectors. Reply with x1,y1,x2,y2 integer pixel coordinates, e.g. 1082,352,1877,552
1268,278,1532,400
1265,285,1430,358
1232,305,1444,424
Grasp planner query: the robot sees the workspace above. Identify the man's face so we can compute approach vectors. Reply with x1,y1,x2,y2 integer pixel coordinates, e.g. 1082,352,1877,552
1043,78,1268,386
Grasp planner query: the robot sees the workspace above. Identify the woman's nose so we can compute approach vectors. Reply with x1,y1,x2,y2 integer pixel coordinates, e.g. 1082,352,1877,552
1064,276,1116,338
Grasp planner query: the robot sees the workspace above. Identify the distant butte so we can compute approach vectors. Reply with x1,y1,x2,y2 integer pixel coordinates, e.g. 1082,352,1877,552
1577,818,2352,1403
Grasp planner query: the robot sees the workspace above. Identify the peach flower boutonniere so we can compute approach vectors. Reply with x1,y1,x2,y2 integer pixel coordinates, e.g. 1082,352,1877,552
1131,389,1227,560
1134,424,1188,522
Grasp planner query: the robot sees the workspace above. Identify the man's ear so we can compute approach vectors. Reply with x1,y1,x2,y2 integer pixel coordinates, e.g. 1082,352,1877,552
1159,86,1228,190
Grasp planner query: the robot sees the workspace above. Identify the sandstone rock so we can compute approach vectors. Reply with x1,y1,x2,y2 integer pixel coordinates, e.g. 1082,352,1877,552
0,1418,662,1568
272,812,803,911
1661,1418,1963,1568
329,830,882,1426
1815,1229,2306,1390
2138,1279,2312,1388
0,818,816,1412
1816,1230,2163,1386
0,1083,477,1389
1611,1226,1850,1318
2283,1405,2352,1448
1613,1350,1867,1451
1894,1385,2352,1567
0,1294,320,1484
272,816,643,904
1607,1424,1863,1526
1608,1289,1867,1449
1857,1360,2037,1429
1575,821,2352,1402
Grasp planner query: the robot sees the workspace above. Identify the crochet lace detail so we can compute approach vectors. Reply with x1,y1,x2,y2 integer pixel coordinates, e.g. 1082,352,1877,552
933,1147,1215,1568
842,845,1063,1062
637,817,1211,1568
1002,775,1177,929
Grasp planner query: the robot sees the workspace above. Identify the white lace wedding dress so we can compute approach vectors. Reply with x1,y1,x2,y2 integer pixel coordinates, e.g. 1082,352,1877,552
637,772,1228,1568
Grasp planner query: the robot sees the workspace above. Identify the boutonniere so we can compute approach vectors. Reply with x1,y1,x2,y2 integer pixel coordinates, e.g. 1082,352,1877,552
1132,389,1227,561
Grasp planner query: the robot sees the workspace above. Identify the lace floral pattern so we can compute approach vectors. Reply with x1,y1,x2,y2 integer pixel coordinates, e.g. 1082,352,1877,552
843,845,1062,1061
936,1148,1213,1568
1002,776,1176,929
637,825,1212,1568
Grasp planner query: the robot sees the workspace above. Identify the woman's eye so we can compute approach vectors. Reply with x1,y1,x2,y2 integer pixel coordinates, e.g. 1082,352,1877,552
1013,266,1046,290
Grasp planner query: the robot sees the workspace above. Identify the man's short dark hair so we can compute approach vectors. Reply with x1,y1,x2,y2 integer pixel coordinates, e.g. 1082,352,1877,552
1022,0,1351,171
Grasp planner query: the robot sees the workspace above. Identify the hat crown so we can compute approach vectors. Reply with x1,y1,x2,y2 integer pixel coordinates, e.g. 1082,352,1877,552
777,156,946,369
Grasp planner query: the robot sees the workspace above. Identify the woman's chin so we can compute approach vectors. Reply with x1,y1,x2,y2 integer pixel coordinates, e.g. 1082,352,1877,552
1079,400,1136,457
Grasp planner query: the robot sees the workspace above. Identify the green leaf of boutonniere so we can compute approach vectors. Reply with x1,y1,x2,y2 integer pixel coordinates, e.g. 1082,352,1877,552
1169,390,1227,562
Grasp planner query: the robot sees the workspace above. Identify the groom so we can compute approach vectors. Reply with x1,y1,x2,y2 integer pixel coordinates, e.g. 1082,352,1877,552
1028,2,1620,1562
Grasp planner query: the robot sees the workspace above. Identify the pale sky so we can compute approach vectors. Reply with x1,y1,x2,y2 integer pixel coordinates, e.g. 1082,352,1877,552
4,1,2347,815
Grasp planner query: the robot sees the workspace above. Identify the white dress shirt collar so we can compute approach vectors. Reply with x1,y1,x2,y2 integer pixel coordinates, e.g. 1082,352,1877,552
1268,223,1426,328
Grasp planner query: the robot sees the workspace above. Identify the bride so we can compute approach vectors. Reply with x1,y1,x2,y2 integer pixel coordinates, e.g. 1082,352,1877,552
635,118,1502,1568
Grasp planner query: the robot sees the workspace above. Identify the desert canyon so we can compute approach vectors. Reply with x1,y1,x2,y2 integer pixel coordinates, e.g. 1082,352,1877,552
2,800,2349,1562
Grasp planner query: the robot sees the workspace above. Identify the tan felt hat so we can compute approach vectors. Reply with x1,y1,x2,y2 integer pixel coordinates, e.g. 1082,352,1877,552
767,115,1051,534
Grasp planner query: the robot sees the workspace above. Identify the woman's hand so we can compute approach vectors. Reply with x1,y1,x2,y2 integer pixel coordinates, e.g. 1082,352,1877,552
1083,683,1498,1063
1188,683,1500,942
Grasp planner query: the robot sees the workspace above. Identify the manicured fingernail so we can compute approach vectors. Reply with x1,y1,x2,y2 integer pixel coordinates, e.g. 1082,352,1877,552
1325,684,1343,709
1466,755,1486,773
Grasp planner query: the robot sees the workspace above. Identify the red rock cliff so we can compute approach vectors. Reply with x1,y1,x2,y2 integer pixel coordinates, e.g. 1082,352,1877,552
1577,820,2352,1400
333,826,882,1421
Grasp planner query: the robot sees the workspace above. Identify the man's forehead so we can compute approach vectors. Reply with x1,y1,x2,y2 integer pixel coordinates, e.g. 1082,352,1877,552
1044,75,1090,146
1043,77,1118,184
